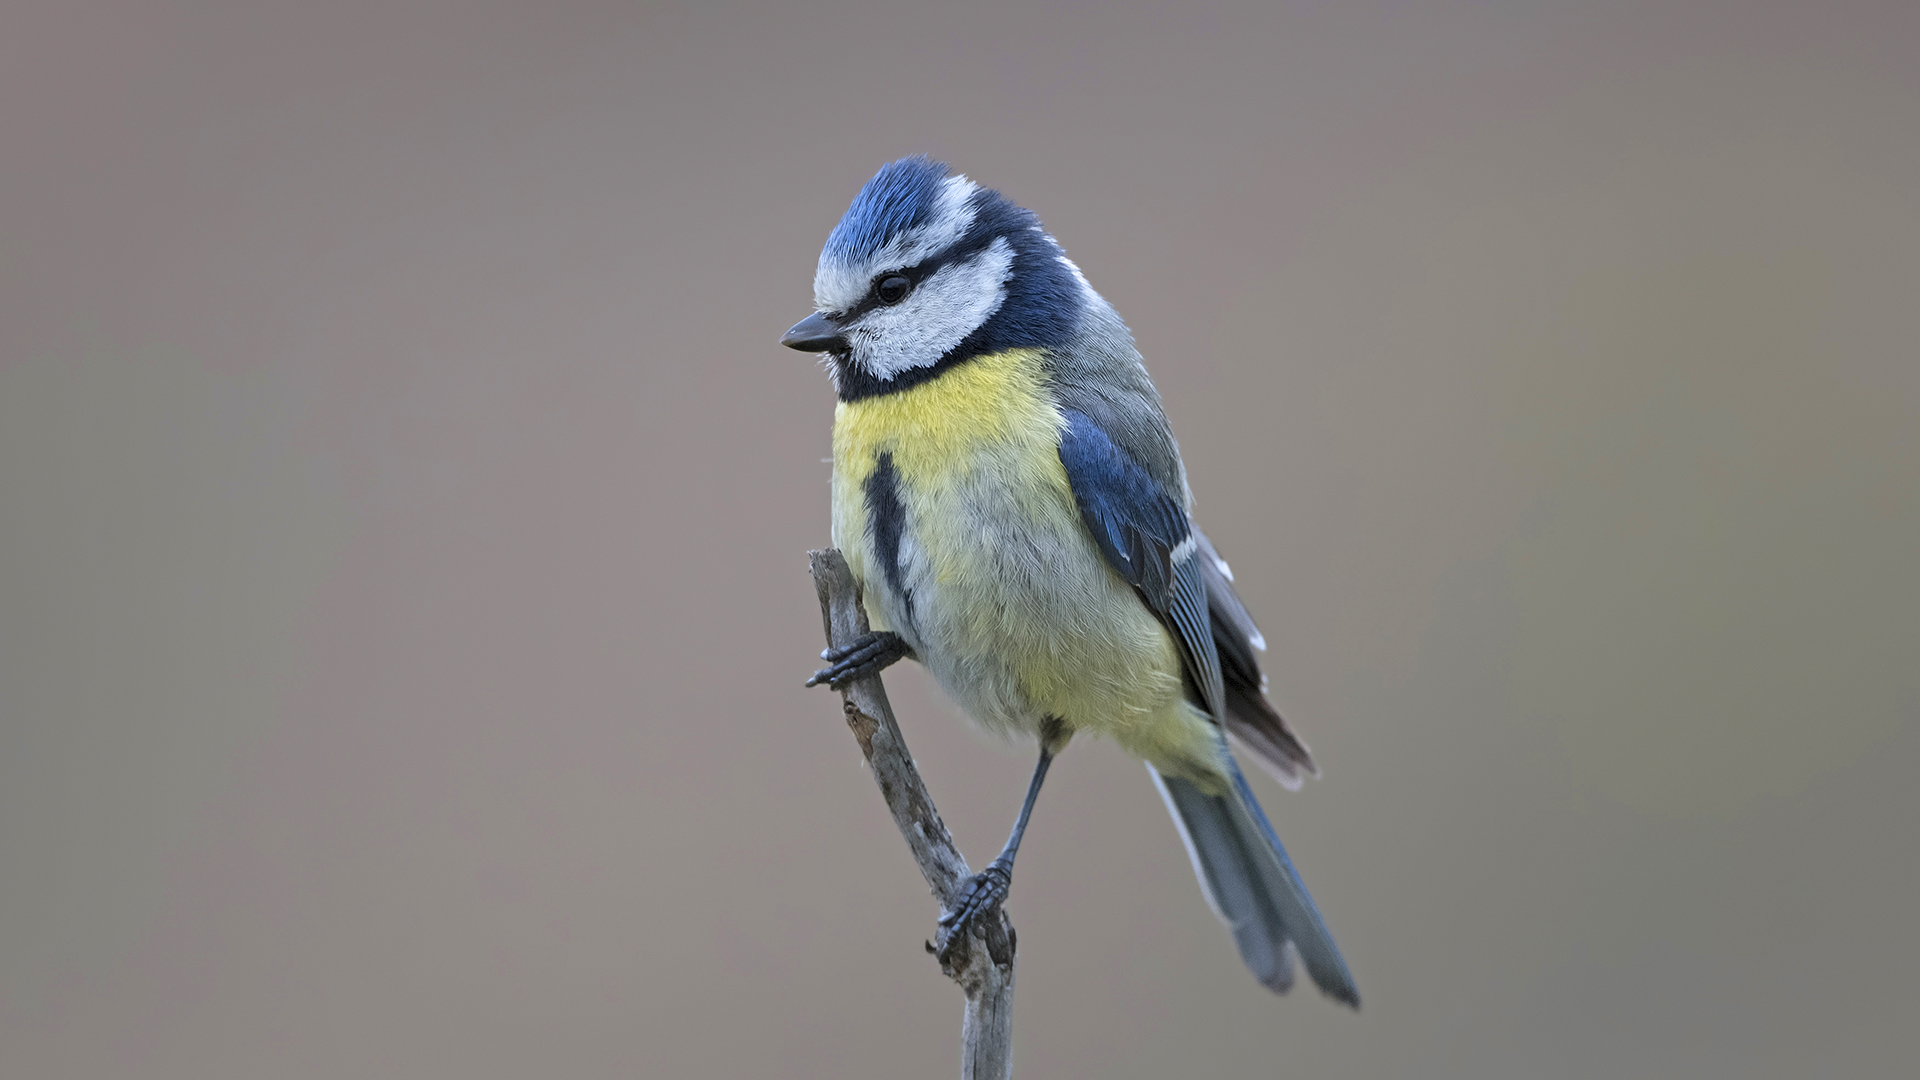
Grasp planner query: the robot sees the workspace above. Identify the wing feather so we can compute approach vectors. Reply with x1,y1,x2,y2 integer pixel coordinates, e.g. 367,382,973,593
1056,410,1224,720
1194,530,1318,787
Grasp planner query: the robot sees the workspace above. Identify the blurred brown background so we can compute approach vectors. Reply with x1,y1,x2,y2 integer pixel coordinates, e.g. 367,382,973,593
3,2,1916,1076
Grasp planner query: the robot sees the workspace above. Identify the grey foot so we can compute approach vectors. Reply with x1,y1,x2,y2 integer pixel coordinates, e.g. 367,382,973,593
936,858,1012,952
806,631,911,689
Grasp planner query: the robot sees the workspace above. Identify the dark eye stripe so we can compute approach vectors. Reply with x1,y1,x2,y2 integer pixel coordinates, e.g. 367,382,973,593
834,227,1005,321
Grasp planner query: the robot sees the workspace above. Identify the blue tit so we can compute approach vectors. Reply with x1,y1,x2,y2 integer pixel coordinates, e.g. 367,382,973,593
785,157,1357,1007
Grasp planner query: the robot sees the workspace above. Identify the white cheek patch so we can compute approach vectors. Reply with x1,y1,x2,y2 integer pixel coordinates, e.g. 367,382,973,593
847,237,1014,380
814,175,979,312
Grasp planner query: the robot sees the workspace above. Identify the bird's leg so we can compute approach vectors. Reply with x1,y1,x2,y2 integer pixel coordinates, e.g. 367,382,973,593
806,630,912,689
937,722,1064,954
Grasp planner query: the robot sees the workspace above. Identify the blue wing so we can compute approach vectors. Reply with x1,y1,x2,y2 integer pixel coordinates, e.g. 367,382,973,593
1057,409,1224,720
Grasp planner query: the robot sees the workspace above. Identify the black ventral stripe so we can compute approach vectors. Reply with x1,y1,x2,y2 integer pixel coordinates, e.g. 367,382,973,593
863,451,913,628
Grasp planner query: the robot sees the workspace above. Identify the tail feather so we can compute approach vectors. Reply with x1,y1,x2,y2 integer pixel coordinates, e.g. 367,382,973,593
1150,760,1359,1007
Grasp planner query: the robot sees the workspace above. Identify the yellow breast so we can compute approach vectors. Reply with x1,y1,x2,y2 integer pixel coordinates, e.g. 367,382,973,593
829,347,1078,645
831,349,1077,596
831,347,1067,497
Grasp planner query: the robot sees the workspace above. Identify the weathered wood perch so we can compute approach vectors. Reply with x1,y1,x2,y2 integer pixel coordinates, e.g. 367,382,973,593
809,548,1016,1080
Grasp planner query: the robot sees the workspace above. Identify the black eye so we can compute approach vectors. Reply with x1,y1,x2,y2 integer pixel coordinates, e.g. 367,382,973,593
875,275,911,305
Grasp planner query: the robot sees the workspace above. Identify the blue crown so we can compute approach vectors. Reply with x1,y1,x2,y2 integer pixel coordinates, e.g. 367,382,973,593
822,156,953,268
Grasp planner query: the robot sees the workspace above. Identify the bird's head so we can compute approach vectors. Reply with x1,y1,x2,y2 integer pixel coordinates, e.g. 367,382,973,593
782,157,1088,399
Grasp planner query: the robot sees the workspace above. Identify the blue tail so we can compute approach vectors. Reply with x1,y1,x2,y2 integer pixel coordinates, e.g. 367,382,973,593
1150,756,1359,1007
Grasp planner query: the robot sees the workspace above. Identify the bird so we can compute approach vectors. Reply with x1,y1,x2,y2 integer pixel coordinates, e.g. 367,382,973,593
783,156,1357,1007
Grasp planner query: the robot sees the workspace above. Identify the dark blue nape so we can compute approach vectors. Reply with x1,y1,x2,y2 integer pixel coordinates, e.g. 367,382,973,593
954,194,1081,354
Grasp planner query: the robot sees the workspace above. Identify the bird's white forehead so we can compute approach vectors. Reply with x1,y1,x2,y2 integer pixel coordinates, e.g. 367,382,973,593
814,174,979,312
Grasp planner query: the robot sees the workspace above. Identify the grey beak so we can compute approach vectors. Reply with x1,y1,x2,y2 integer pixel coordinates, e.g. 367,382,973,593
781,311,845,352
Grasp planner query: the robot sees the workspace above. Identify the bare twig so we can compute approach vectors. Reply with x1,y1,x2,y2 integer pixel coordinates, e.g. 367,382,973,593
809,549,1016,1080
